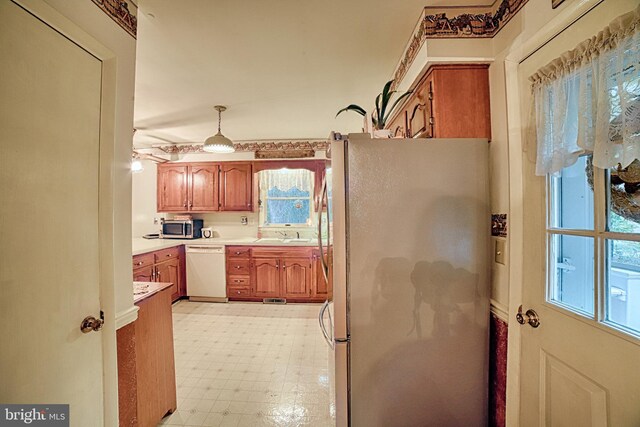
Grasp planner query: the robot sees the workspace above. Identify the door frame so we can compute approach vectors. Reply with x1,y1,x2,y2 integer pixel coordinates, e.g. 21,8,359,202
503,0,607,424
12,0,120,424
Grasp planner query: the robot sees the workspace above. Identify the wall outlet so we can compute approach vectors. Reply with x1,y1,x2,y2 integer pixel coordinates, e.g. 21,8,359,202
240,216,248,225
153,217,160,225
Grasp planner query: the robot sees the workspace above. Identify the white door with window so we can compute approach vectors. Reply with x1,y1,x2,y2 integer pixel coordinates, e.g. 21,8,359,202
0,1,109,424
514,2,640,426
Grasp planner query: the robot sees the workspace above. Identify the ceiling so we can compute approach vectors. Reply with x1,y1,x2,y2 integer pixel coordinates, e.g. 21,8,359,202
133,0,490,148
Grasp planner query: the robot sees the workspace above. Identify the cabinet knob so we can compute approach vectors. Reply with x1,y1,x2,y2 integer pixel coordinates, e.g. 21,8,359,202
166,254,172,257
236,290,241,294
235,266,241,269
235,251,241,255
135,261,143,266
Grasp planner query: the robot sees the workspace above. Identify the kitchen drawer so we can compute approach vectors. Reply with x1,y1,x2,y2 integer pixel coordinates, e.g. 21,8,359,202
133,253,154,270
226,246,251,258
227,259,251,275
227,286,251,297
154,247,180,263
227,275,250,287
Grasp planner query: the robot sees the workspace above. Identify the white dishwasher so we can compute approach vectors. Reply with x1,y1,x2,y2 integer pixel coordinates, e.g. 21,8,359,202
186,245,228,302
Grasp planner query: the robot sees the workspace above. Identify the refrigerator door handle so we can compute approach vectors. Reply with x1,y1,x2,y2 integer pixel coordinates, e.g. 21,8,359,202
318,300,334,349
317,177,329,282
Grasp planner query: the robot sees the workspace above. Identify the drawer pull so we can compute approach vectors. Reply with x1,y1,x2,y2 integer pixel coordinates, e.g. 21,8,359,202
236,290,241,294
235,266,242,269
235,251,242,255
166,254,172,257
135,261,143,266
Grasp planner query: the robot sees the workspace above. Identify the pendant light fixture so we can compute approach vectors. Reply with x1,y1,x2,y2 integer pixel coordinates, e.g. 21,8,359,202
203,105,235,153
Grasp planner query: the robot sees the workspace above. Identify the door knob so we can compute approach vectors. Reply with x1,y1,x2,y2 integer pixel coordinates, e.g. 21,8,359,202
516,305,540,328
80,311,104,333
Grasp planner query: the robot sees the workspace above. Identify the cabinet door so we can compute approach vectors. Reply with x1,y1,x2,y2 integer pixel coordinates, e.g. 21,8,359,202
220,163,252,211
312,250,329,298
155,258,180,301
133,265,154,282
386,110,407,138
253,258,280,298
282,257,312,298
189,164,219,212
406,77,433,138
157,165,189,212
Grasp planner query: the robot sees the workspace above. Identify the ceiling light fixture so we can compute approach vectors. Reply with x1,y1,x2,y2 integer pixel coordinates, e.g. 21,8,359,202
203,105,235,153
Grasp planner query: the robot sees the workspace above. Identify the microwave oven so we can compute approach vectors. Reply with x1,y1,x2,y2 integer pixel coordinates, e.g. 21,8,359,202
160,219,204,239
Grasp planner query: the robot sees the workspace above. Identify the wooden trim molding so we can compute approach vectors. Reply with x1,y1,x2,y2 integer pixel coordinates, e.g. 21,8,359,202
391,0,528,90
155,140,329,155
91,0,137,38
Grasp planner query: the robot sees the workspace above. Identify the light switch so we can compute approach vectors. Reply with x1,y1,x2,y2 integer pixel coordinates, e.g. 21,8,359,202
495,239,506,265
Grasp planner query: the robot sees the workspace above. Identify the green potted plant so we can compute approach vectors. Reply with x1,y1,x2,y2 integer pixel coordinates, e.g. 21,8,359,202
336,79,412,138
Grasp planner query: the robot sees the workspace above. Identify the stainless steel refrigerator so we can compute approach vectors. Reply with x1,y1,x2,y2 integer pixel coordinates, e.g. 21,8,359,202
318,133,490,427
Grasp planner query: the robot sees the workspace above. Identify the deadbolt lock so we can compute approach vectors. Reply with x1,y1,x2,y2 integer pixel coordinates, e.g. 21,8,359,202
516,305,540,328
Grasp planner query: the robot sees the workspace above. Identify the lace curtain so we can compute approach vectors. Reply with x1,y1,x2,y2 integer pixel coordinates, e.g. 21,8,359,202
259,169,312,193
529,5,640,176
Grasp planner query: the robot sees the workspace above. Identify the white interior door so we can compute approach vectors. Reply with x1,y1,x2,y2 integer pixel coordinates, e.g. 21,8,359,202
515,2,640,425
0,1,105,424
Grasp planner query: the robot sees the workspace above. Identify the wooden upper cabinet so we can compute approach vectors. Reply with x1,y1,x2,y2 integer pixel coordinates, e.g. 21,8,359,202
282,258,312,298
429,64,490,139
157,165,188,212
189,163,219,212
253,258,280,298
406,75,433,138
387,109,407,138
385,64,490,140
220,163,253,211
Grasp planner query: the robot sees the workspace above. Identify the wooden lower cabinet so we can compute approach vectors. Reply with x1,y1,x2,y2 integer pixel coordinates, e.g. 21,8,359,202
253,257,280,298
133,246,185,302
155,258,180,299
117,286,176,427
281,258,312,298
135,286,177,427
312,248,333,299
227,246,324,302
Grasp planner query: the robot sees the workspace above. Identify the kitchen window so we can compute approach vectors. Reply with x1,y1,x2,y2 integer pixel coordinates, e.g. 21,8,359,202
258,168,315,227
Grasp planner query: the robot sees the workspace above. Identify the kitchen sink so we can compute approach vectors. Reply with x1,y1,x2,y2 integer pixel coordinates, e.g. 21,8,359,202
255,237,286,243
284,238,312,243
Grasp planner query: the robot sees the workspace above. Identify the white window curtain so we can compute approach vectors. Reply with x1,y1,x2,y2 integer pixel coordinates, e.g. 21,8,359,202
529,5,640,176
259,169,312,193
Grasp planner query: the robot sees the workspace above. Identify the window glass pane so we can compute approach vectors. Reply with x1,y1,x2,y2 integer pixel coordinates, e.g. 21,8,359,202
259,168,313,226
606,239,640,334
608,163,640,233
550,156,594,230
266,198,310,225
549,234,594,315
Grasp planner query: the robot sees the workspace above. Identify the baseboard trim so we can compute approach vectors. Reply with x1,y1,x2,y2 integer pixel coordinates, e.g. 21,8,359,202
490,299,509,323
115,305,139,330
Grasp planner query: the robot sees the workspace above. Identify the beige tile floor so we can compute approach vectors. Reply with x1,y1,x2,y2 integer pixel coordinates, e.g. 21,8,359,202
159,301,334,427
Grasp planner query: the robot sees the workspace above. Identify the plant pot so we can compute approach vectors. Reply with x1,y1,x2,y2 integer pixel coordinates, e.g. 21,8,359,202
373,129,392,139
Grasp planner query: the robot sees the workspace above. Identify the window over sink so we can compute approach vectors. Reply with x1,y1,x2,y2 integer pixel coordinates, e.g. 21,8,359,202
258,168,315,227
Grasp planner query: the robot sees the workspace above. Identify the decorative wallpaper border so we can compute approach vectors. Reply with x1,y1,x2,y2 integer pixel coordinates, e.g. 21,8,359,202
91,0,137,38
491,214,508,237
156,140,329,154
391,0,529,90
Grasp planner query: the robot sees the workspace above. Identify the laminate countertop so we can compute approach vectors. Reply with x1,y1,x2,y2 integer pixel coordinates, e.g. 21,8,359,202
132,237,328,256
133,281,173,304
